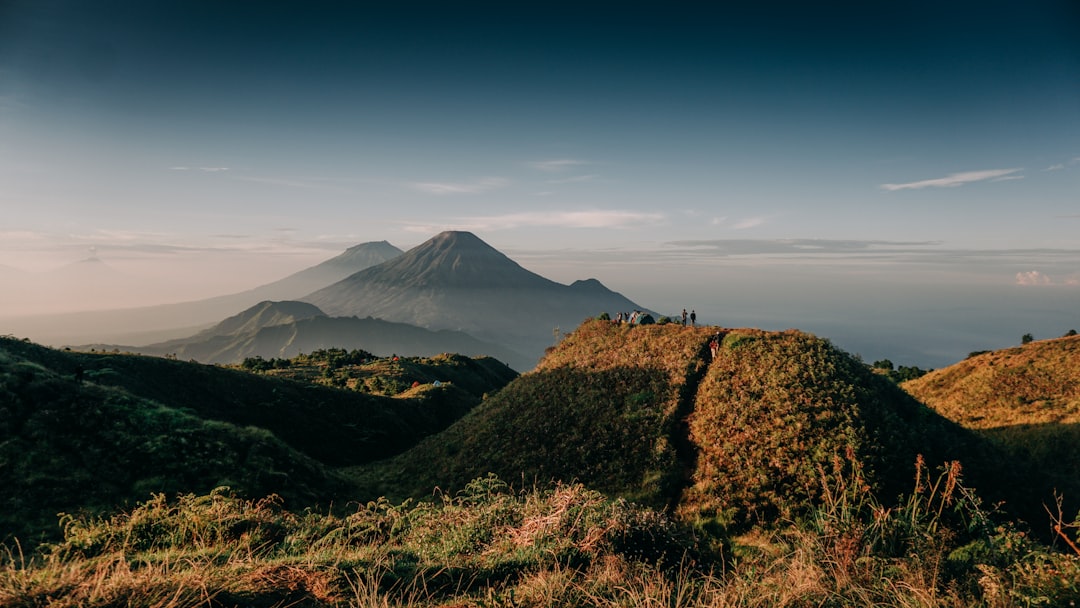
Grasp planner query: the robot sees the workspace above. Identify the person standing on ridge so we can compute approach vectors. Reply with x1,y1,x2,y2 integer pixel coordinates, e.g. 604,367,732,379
690,310,696,327
681,309,688,326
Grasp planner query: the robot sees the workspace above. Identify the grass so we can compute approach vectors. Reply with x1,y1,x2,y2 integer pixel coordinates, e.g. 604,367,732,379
902,334,1080,429
6,321,1080,605
358,321,1045,538
353,320,712,507
902,334,1080,529
3,468,1078,607
0,337,516,546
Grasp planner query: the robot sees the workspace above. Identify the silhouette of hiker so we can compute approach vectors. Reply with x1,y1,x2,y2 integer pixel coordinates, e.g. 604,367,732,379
690,310,696,327
74,365,84,384
681,309,688,326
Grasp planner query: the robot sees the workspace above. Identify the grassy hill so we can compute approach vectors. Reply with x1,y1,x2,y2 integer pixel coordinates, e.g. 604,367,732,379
902,334,1080,429
0,337,516,545
5,325,1080,606
678,329,1015,528
355,320,709,508
355,320,1040,532
902,334,1080,520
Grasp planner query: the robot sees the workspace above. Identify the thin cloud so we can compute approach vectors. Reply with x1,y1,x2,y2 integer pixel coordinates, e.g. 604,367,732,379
409,177,509,195
880,168,1023,191
732,217,766,230
527,159,589,172
403,209,664,233
547,174,599,184
1044,164,1065,171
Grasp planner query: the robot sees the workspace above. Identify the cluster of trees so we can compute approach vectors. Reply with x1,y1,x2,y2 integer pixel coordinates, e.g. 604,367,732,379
870,359,930,383
1021,329,1076,345
240,348,378,373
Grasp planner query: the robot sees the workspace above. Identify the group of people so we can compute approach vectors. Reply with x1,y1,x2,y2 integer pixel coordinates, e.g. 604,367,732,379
680,309,697,326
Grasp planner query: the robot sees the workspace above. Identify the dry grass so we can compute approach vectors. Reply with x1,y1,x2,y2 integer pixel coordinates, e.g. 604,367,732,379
902,334,1080,429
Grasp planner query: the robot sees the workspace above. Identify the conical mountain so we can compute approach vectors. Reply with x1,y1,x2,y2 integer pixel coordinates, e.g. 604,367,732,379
304,231,649,366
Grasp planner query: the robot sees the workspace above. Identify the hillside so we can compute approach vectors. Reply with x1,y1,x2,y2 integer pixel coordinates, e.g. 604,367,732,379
0,336,516,544
304,231,650,366
902,334,1080,429
355,320,1037,529
902,334,1080,519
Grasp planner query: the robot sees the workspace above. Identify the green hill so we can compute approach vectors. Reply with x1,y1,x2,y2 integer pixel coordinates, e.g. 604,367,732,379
0,337,516,544
356,320,1041,531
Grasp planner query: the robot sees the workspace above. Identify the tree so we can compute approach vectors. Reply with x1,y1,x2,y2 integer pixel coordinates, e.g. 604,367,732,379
1021,333,1034,345
1065,329,1078,337
872,359,894,371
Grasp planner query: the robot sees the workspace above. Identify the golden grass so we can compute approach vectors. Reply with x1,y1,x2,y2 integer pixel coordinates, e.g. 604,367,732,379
902,335,1080,429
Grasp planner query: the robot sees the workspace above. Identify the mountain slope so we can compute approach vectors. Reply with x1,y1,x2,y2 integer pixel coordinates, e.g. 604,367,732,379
304,231,650,365
356,320,1042,530
109,300,529,368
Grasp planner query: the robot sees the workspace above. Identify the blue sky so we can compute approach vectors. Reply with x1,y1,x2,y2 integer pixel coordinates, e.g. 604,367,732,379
1,1,1078,365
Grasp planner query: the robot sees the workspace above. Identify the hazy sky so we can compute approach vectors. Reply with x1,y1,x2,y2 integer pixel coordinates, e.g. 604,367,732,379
1,1,1078,365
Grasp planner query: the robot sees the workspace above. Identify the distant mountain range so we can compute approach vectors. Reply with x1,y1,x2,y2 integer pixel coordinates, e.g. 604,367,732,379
303,231,649,362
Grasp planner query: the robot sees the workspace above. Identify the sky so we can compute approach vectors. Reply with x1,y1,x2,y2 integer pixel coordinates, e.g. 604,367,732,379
1,0,1078,366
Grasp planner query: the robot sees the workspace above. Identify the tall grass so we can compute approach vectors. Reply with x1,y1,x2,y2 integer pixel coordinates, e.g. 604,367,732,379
3,469,1078,607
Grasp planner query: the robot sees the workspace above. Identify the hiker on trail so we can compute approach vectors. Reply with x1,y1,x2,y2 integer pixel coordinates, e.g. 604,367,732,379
681,309,688,326
709,337,719,360
690,310,696,327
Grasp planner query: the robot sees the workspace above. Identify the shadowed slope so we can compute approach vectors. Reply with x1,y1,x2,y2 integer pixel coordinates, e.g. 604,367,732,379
356,320,710,507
